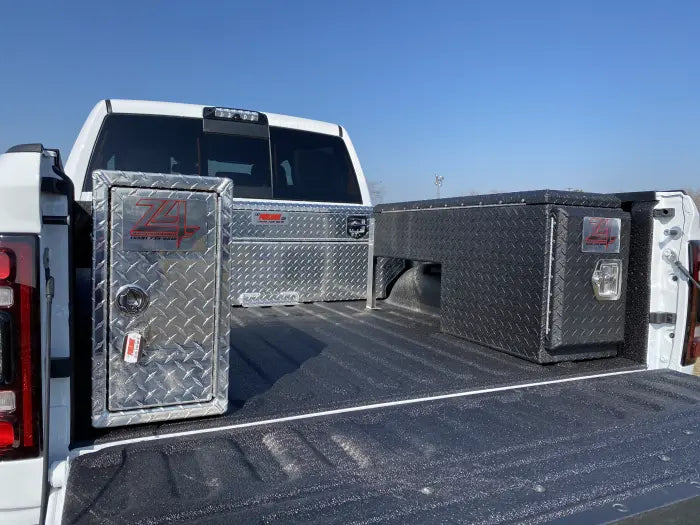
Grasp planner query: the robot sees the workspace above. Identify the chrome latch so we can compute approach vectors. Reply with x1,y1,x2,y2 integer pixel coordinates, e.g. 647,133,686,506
116,285,149,315
591,259,622,300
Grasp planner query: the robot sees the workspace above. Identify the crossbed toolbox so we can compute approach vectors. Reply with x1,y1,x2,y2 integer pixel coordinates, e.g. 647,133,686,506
227,200,373,307
374,190,631,363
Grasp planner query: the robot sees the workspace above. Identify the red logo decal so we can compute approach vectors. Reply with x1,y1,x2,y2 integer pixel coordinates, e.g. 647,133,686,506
259,213,283,222
585,218,617,247
129,198,200,248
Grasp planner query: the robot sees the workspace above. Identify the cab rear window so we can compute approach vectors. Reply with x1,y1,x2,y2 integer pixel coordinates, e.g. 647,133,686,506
270,127,361,203
84,114,362,204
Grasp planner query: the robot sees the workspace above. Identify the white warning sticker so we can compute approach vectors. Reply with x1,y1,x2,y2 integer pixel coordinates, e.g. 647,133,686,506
123,332,143,363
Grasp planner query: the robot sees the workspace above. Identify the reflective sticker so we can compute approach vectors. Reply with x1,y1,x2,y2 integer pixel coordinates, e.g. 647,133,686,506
252,211,287,225
123,332,142,363
239,291,300,307
582,217,621,253
122,196,208,252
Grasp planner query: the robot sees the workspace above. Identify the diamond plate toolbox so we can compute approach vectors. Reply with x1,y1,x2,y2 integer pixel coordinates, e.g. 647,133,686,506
229,200,373,306
374,191,631,364
91,171,232,427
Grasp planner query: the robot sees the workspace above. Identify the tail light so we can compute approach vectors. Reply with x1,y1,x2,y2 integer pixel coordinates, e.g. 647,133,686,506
683,242,700,366
0,235,41,459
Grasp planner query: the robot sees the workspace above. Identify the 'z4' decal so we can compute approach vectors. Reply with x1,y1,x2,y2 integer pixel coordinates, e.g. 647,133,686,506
585,218,617,247
129,198,200,248
581,216,622,253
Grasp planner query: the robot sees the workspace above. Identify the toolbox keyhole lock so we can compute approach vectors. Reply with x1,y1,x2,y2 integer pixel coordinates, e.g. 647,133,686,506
116,286,149,315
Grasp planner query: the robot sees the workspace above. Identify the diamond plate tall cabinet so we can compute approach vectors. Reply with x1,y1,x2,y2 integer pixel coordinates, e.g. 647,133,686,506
91,171,232,427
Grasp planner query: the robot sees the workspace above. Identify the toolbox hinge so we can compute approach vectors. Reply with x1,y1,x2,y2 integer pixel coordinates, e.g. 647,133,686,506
649,312,677,324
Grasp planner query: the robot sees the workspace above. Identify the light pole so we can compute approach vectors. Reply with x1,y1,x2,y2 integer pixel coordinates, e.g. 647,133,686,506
434,175,444,199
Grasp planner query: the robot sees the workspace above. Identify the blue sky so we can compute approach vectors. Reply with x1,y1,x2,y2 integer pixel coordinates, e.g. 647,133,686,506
1,1,698,202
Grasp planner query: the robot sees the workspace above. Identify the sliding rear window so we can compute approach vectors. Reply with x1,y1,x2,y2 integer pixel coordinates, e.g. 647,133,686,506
84,114,362,203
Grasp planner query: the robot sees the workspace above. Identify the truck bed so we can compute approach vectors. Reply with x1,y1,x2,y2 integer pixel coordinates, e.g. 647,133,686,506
85,301,640,443
63,369,700,524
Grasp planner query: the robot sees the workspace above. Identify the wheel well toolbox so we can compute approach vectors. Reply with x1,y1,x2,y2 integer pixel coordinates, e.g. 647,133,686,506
374,190,631,363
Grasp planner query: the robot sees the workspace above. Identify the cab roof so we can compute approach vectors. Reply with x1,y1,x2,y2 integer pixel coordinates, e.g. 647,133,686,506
107,99,342,137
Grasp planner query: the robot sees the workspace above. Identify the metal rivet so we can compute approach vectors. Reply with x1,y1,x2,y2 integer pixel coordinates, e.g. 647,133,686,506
683,430,694,435
421,486,434,495
658,454,671,462
670,333,675,339
533,484,546,493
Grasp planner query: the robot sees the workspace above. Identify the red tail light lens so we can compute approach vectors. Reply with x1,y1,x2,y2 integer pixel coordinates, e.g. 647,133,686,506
0,251,11,280
0,235,41,459
683,242,700,366
0,421,14,447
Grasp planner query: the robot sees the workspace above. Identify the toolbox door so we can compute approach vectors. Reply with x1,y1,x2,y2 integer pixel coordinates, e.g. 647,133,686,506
106,187,218,411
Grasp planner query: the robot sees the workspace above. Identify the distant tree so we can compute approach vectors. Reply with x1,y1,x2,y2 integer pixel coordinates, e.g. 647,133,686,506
368,180,386,204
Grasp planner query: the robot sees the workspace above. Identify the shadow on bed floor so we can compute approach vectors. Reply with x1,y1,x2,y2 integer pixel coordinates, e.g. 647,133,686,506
227,320,327,411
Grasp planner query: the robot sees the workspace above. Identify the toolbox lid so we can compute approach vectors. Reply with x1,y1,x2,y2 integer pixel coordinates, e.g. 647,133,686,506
375,189,621,212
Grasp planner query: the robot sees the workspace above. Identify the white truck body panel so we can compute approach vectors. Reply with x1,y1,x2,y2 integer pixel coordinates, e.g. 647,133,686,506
0,150,47,523
0,151,43,234
0,149,74,524
647,191,700,373
0,457,42,524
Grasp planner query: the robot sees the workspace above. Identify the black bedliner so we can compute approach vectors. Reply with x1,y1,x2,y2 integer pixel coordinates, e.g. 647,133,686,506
64,369,700,524
83,301,640,445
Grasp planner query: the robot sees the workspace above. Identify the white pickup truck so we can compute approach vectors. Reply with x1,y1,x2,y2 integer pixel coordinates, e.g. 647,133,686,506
0,99,699,525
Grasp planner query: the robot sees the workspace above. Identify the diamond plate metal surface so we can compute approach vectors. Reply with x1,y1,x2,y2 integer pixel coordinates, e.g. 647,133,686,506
547,206,630,351
374,257,406,299
231,242,369,305
92,171,232,427
230,200,372,241
230,201,373,306
375,189,621,212
374,196,631,363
